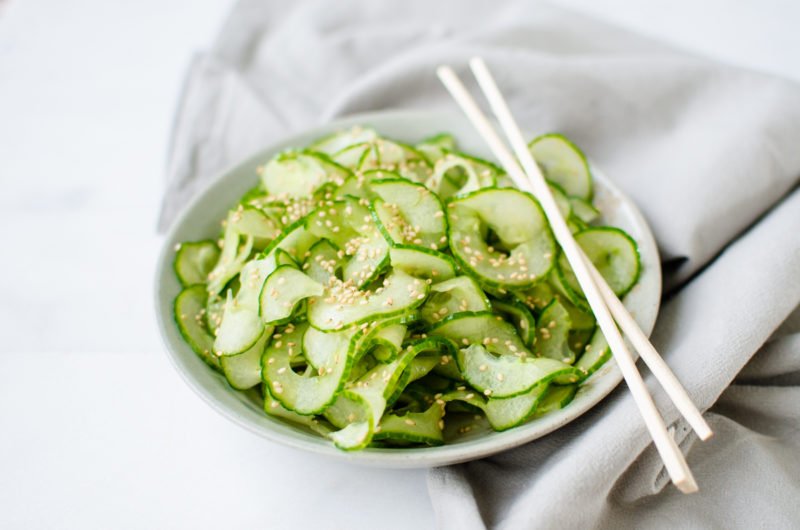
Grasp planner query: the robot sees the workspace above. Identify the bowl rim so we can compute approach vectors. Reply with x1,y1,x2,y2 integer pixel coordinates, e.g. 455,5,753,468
154,109,661,467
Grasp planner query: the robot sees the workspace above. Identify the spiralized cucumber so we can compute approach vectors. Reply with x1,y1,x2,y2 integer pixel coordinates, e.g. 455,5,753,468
171,125,642,449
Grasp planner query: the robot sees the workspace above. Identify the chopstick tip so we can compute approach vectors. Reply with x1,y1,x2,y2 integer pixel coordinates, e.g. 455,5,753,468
698,426,714,442
468,56,486,69
675,474,699,494
436,65,454,79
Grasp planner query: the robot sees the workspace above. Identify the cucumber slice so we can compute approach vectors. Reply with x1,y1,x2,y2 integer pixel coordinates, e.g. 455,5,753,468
214,290,266,356
557,227,641,302
307,270,428,331
263,323,354,414
303,239,342,284
568,217,588,234
220,330,269,389
205,292,226,336
513,282,555,312
374,402,445,445
356,313,418,361
308,197,389,288
427,151,498,199
229,206,281,248
341,218,390,288
428,154,481,198
447,188,555,288
569,328,594,356
533,298,574,363
429,311,530,358
491,299,536,349
303,324,364,371
365,323,406,362
326,342,427,450
457,344,578,398
529,133,592,199
332,142,373,169
236,254,283,310
455,151,502,187
388,245,456,282
309,126,378,155
334,168,403,200
558,294,596,331
420,277,491,325
213,252,284,356
533,384,579,417
261,151,350,197
259,266,324,325
431,353,464,382
548,181,572,219
360,139,432,182
569,197,600,224
173,241,220,287
387,337,456,404
260,213,319,264
174,285,221,371
575,326,611,378
207,227,253,295
482,384,550,430
403,355,439,385
441,384,549,431
416,133,457,164
307,200,361,249
213,253,277,390
370,178,447,250
264,390,334,437
262,151,326,197
327,398,376,450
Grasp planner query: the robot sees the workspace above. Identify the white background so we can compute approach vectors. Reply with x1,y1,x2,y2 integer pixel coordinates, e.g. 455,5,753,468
0,0,797,528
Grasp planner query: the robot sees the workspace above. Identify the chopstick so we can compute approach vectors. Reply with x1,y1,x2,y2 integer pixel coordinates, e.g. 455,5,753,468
583,261,713,441
466,57,711,442
437,60,702,494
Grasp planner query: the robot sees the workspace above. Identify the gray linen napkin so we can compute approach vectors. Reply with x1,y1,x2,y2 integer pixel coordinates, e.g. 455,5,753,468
159,1,800,527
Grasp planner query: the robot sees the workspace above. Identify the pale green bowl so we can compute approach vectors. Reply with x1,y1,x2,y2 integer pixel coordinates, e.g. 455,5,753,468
154,110,661,467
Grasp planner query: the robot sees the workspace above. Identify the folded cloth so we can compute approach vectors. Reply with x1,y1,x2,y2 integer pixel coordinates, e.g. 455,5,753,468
159,1,800,527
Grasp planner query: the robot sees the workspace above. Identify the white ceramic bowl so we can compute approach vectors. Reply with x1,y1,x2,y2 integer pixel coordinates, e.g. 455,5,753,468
154,110,661,467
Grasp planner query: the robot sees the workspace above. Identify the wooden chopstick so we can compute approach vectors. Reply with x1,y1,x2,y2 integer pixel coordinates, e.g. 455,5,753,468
583,260,713,441
437,60,699,493
466,57,711,442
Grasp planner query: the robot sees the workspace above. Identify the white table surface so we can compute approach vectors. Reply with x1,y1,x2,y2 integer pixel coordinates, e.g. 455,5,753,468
0,1,796,528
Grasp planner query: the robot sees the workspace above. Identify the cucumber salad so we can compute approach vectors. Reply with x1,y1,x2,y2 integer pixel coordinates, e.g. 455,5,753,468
172,127,640,450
